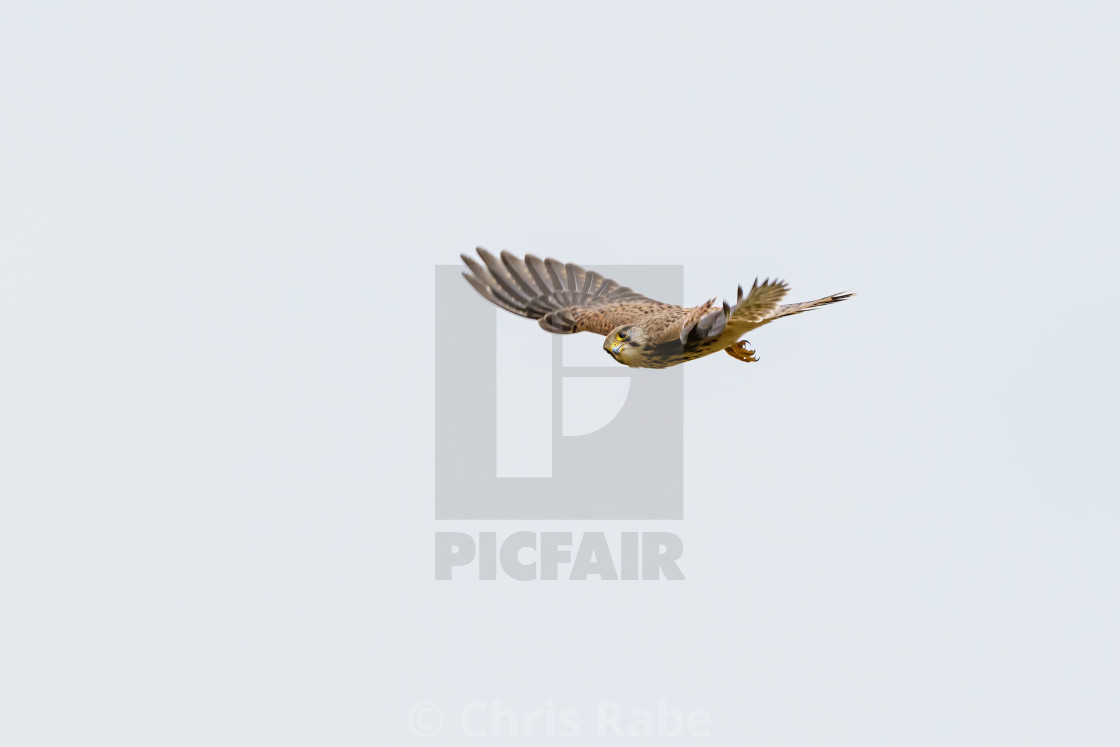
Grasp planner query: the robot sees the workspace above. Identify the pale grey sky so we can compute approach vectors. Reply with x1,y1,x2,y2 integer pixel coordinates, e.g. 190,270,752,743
1,1,1117,745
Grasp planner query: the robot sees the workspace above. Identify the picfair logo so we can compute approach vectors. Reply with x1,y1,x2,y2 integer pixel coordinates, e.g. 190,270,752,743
433,264,685,520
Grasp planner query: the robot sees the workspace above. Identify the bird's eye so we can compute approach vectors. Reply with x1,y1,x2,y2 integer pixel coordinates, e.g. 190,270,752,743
617,330,627,341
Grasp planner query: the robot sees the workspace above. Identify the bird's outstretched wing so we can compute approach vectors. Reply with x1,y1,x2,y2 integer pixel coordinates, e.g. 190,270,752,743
678,278,790,344
461,248,673,334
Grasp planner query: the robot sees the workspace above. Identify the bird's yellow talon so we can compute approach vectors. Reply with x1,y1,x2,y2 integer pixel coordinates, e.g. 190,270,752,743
725,341,759,363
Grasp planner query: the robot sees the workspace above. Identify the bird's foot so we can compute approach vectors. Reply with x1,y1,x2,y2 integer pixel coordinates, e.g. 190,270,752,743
725,340,759,363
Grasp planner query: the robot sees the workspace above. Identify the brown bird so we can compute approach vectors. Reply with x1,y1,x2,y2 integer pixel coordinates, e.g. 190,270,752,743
461,248,854,369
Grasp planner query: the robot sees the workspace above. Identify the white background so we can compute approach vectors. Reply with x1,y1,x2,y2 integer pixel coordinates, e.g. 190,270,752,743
2,1,1118,744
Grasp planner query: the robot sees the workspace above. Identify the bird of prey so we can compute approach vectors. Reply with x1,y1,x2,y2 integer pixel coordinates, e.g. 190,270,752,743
461,248,854,369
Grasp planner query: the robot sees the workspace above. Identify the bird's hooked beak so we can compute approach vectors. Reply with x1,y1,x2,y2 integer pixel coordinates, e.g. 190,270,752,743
605,338,625,360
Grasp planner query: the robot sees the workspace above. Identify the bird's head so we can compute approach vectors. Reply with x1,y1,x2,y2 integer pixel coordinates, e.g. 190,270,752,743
604,324,648,366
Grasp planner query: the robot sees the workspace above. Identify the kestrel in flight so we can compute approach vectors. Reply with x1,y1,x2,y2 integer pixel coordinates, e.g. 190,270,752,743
461,248,854,369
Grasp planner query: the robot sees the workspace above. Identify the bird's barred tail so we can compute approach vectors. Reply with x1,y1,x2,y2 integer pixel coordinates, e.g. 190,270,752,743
772,290,857,320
